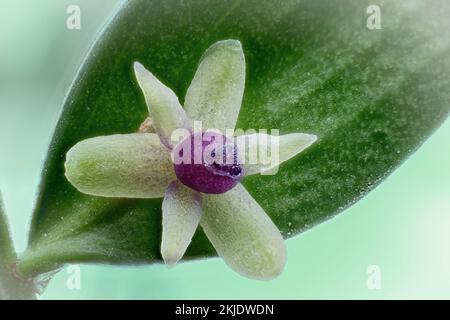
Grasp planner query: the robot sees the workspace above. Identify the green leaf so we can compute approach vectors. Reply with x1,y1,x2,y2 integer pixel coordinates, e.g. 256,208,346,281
18,0,450,276
0,193,36,299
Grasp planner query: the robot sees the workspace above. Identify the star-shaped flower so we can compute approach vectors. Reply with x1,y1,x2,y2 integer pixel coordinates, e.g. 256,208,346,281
65,40,317,280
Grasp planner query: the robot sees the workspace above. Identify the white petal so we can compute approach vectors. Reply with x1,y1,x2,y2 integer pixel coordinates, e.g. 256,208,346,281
134,62,192,148
235,133,317,176
201,184,286,280
65,133,175,198
161,181,202,266
184,40,246,132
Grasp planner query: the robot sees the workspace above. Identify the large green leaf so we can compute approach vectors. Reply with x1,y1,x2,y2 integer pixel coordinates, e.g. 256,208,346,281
0,193,35,299
18,0,450,276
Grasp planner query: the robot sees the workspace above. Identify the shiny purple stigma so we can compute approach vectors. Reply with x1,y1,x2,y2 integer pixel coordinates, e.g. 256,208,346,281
172,132,244,194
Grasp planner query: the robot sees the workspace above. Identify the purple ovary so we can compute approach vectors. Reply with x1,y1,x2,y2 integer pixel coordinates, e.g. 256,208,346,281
172,132,244,194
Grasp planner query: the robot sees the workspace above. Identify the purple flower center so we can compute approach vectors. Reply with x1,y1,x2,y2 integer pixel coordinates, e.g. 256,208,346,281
172,132,244,194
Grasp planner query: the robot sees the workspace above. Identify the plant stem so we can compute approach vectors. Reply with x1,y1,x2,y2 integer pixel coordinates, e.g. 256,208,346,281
0,192,36,300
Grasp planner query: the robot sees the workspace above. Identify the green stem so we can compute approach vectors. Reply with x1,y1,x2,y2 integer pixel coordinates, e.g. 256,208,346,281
16,247,64,279
0,192,36,300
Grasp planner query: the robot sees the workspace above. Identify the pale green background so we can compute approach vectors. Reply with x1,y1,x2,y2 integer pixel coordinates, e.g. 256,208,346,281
0,0,449,299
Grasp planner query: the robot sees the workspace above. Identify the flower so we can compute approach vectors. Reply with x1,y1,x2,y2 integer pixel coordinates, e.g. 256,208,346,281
64,40,317,280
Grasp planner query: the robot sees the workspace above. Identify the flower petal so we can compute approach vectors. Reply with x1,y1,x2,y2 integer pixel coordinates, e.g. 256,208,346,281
65,133,175,198
236,133,317,176
134,62,192,148
161,181,202,266
201,184,286,280
184,40,246,132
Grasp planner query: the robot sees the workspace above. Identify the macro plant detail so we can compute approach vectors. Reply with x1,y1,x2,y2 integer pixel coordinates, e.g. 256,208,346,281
0,0,449,299
64,40,317,280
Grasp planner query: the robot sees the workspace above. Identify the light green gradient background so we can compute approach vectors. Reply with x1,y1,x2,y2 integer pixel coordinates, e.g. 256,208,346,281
0,0,449,299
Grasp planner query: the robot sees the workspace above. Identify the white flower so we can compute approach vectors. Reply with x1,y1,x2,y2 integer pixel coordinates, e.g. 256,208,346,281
65,40,317,280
